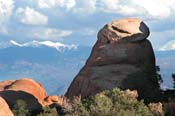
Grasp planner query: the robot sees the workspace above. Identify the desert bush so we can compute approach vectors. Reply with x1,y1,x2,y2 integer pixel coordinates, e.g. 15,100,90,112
37,106,58,116
64,88,161,116
12,99,31,116
12,88,163,116
12,100,58,116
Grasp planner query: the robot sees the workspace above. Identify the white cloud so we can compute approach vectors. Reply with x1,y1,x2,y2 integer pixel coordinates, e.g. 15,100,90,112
132,0,172,19
75,0,172,18
16,7,48,25
98,0,138,15
58,0,76,9
99,0,119,11
34,0,175,19
37,0,76,9
0,0,14,19
73,0,96,14
98,0,175,19
31,28,72,40
37,0,55,9
0,0,14,34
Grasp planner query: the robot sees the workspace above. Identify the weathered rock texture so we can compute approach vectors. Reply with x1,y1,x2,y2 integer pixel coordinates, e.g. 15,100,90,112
66,18,160,102
0,96,14,116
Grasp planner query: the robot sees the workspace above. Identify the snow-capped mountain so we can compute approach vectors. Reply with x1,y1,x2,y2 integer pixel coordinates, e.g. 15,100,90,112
159,40,175,51
3,40,77,52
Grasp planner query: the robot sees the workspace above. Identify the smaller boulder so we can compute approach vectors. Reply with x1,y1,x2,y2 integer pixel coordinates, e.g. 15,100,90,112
0,78,47,111
4,78,47,101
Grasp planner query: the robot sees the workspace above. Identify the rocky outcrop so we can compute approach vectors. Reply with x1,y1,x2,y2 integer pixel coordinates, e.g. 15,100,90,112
66,18,160,102
0,78,47,110
0,78,63,112
0,96,14,116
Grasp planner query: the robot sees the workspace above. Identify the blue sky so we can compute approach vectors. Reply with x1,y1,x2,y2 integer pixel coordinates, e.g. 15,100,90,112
0,0,175,50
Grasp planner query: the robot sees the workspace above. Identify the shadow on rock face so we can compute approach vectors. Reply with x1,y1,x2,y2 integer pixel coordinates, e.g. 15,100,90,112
122,70,161,103
0,90,42,111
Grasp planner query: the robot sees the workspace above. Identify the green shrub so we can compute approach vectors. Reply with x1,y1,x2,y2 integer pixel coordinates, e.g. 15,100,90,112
37,106,58,116
12,99,31,116
65,88,161,116
12,100,58,116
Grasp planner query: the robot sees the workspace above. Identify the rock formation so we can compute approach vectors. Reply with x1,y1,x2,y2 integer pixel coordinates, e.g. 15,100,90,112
66,18,160,102
0,78,62,111
0,78,47,110
0,96,14,116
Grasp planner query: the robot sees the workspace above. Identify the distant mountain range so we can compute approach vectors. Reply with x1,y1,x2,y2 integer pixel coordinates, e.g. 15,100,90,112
0,40,174,95
0,40,91,95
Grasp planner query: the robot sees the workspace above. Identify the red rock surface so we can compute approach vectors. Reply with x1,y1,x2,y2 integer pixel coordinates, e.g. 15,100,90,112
66,18,160,101
0,96,14,116
4,78,47,101
0,78,63,111
0,78,47,110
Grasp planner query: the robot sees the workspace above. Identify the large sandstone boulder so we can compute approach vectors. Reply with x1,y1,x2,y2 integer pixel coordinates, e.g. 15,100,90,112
0,78,63,112
0,96,14,116
66,18,160,102
0,78,47,110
